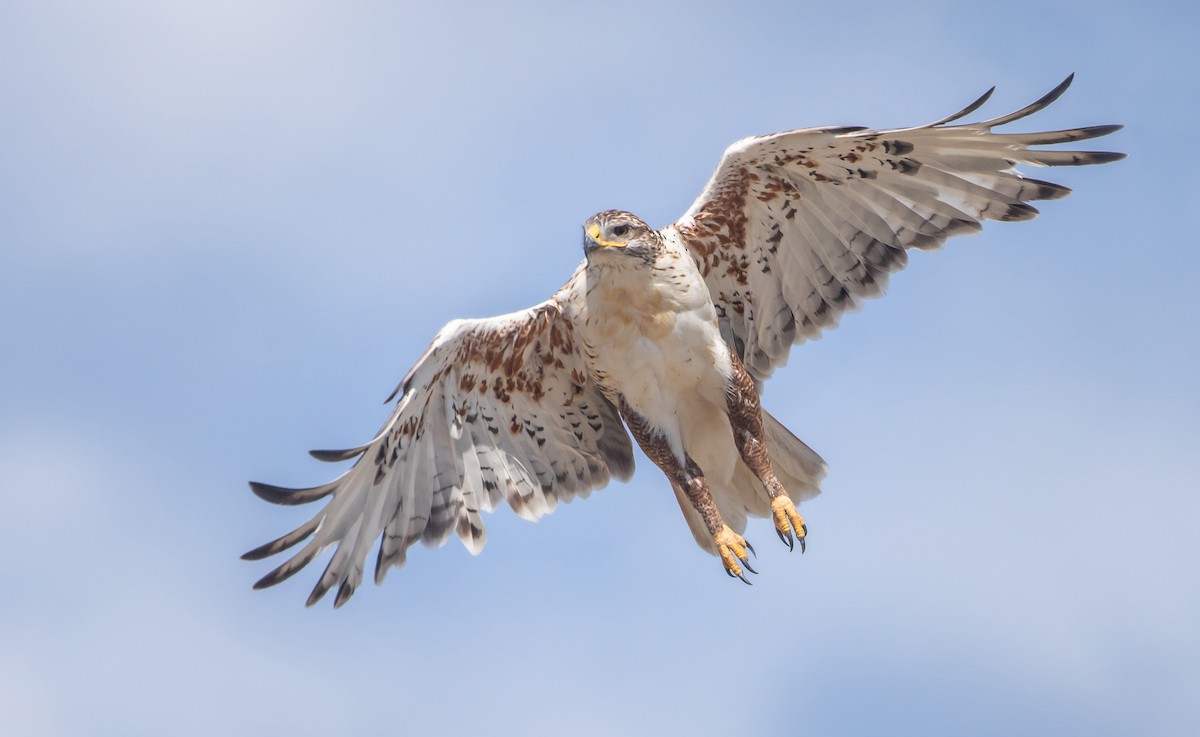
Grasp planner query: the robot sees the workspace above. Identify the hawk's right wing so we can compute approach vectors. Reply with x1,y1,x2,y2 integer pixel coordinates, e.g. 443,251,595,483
243,271,634,607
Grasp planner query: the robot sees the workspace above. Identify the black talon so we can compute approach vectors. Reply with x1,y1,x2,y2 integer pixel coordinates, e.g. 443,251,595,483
739,556,757,575
744,539,756,558
778,528,794,552
737,570,753,585
799,535,806,554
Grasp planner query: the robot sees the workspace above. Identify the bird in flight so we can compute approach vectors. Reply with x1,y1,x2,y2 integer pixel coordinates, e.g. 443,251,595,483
244,75,1122,606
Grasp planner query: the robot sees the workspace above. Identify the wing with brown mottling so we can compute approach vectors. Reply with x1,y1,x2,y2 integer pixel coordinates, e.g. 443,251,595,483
670,75,1124,380
242,271,634,607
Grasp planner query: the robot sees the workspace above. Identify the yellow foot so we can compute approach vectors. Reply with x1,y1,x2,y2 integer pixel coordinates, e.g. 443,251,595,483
714,524,756,585
771,495,807,553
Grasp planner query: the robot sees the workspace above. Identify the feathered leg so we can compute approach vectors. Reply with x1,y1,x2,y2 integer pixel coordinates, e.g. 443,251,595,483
724,348,808,553
618,398,756,583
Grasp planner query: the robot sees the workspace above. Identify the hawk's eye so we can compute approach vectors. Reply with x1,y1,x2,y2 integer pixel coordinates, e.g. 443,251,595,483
611,224,630,238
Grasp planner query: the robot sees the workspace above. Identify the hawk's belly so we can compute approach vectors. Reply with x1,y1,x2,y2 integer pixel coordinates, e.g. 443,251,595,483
582,286,735,474
597,311,730,407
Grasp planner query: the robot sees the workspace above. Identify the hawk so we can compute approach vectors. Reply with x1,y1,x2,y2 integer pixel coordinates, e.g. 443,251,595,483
244,75,1122,606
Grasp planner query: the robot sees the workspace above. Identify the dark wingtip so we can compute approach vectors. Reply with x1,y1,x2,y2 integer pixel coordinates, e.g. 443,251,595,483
333,581,356,608
241,516,320,561
977,74,1077,129
929,85,996,127
248,481,284,503
309,447,366,463
252,567,292,590
242,544,272,562
1000,202,1040,222
1060,151,1128,166
1085,124,1124,138
248,479,336,506
248,481,302,504
1049,73,1075,103
1041,72,1074,104
305,585,329,608
1020,177,1073,201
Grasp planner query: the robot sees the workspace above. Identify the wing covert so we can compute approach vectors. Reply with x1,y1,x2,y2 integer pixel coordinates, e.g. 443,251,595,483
670,75,1124,380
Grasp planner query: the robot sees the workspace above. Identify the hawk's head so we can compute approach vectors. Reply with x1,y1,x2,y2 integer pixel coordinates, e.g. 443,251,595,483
582,210,659,262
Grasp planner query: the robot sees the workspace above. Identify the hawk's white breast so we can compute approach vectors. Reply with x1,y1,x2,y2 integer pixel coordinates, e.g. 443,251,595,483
578,236,734,467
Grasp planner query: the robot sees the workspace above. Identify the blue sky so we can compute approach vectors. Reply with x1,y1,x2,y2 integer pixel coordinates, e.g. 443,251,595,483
1,1,1197,735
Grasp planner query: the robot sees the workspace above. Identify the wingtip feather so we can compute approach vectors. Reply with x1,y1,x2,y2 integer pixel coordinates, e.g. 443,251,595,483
975,74,1076,129
927,85,996,128
1077,123,1124,139
248,479,336,506
252,550,315,590
333,581,356,608
998,202,1040,222
309,446,367,463
1025,150,1127,167
241,516,321,561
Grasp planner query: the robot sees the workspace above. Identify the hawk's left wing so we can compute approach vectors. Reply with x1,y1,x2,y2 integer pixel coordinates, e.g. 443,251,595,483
243,275,634,607
669,75,1124,380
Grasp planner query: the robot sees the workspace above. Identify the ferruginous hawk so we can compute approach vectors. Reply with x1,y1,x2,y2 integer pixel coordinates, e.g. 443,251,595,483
244,75,1122,606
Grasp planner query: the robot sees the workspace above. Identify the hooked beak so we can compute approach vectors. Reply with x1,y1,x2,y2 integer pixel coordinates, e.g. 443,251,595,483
583,223,627,254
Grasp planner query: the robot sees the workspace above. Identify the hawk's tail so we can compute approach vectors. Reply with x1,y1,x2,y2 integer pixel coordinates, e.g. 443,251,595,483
761,408,826,504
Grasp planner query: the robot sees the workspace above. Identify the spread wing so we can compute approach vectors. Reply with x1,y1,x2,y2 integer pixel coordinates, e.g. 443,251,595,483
670,74,1124,380
242,275,634,607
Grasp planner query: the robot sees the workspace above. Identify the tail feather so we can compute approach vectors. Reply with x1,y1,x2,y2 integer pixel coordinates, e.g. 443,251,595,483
760,408,826,502
672,482,718,555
